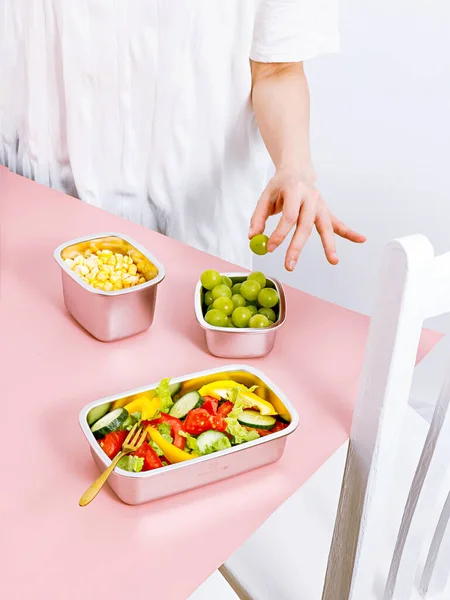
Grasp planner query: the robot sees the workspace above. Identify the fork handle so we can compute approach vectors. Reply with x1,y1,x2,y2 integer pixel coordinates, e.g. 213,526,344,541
79,450,130,507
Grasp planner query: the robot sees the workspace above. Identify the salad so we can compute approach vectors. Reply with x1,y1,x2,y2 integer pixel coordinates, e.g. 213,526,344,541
87,378,289,473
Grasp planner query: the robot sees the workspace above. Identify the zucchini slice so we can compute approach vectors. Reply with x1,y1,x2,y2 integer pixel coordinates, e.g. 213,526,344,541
237,410,276,430
169,391,203,419
86,402,111,426
91,408,128,439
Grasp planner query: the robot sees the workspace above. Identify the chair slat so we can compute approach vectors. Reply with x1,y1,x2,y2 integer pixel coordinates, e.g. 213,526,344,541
323,236,435,599
384,368,450,599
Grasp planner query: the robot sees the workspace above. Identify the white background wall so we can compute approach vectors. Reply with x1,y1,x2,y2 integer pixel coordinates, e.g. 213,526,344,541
255,0,450,335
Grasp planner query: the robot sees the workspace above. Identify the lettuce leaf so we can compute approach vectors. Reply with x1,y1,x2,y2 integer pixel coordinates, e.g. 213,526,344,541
179,430,200,454
155,378,174,413
200,433,232,455
225,418,260,444
121,411,142,431
149,441,164,456
149,423,173,456
157,422,173,443
117,455,144,472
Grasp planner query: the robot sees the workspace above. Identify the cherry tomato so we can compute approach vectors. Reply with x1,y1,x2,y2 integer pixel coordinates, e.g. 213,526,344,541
184,408,227,435
217,401,234,417
98,430,127,459
144,413,186,450
201,396,219,415
133,442,163,471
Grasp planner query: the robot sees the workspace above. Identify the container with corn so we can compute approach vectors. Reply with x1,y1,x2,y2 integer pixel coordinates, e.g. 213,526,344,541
54,233,165,342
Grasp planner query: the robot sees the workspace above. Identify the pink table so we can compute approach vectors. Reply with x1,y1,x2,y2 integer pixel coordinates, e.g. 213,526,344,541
1,168,441,600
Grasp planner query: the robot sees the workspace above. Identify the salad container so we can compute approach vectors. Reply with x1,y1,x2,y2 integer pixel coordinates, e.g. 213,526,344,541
54,233,165,342
79,365,299,505
195,274,287,359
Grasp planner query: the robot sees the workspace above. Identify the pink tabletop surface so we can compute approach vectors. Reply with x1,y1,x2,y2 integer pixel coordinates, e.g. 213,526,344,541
1,168,441,600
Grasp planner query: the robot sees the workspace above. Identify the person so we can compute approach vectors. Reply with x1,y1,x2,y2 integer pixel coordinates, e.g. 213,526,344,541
0,0,365,269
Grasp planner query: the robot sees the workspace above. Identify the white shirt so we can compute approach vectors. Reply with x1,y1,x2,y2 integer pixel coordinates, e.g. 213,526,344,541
0,0,339,266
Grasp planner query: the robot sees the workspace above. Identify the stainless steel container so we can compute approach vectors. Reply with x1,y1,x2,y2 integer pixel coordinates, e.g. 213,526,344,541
195,273,287,359
79,365,299,505
54,233,165,342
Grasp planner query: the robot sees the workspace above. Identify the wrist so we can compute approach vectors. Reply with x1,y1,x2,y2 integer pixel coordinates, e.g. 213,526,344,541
276,162,317,186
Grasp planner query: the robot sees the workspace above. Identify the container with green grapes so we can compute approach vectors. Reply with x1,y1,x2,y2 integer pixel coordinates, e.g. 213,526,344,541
195,270,286,358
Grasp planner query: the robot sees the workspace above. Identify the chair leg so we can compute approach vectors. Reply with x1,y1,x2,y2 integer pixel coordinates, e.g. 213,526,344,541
218,565,256,600
420,489,450,596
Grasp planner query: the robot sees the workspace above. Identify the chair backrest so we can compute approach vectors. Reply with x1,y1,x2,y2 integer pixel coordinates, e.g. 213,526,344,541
322,235,450,599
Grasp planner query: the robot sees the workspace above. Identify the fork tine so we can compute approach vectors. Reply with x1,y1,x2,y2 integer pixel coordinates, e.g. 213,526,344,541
124,423,138,445
129,425,146,447
134,427,148,449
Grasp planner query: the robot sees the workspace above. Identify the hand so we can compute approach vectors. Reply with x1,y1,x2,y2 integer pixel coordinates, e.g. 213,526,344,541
249,167,366,271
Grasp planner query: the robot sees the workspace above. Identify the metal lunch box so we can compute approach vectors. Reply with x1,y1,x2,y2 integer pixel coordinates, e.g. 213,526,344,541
79,364,299,505
195,274,287,359
54,233,165,342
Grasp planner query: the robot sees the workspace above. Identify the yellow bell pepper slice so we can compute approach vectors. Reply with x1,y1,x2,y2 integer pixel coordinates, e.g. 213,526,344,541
124,396,160,421
147,427,197,463
198,380,277,416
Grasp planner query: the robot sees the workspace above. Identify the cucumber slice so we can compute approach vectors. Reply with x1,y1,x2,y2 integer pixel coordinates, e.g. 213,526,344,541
237,410,276,430
86,402,111,426
169,381,182,397
169,391,203,419
91,408,128,439
197,430,231,455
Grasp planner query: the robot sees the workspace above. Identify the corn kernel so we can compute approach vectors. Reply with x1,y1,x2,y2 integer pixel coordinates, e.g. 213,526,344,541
85,258,99,270
101,249,113,257
103,281,114,291
122,279,131,288
74,255,84,265
109,274,121,284
113,281,123,290
107,256,116,266
86,272,96,283
64,258,75,269
81,276,90,283
96,250,102,256
127,275,139,285
138,277,146,284
93,282,105,290
115,253,124,261
128,264,137,276
96,272,108,282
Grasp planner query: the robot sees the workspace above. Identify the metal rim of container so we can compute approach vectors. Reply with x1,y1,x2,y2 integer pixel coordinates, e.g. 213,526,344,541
79,364,299,479
194,273,287,334
53,232,166,296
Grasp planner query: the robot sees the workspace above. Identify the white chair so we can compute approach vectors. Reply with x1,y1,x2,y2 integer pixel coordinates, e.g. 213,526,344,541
212,236,450,600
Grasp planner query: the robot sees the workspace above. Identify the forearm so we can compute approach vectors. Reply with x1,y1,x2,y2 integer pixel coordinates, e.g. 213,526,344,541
250,61,316,185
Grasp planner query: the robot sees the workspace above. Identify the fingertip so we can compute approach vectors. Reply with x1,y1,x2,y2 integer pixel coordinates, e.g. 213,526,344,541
328,252,339,265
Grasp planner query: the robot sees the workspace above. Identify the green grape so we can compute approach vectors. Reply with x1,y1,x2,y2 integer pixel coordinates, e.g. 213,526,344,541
246,304,258,316
211,284,232,300
206,304,215,312
204,291,214,306
232,283,242,294
249,314,270,328
231,293,246,308
205,309,228,327
249,234,269,256
231,307,252,328
258,307,276,322
200,269,222,290
213,296,234,316
221,276,233,288
257,288,279,308
247,271,267,289
240,279,261,302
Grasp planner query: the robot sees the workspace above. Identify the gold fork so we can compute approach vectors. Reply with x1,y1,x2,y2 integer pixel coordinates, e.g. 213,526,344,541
79,424,147,507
